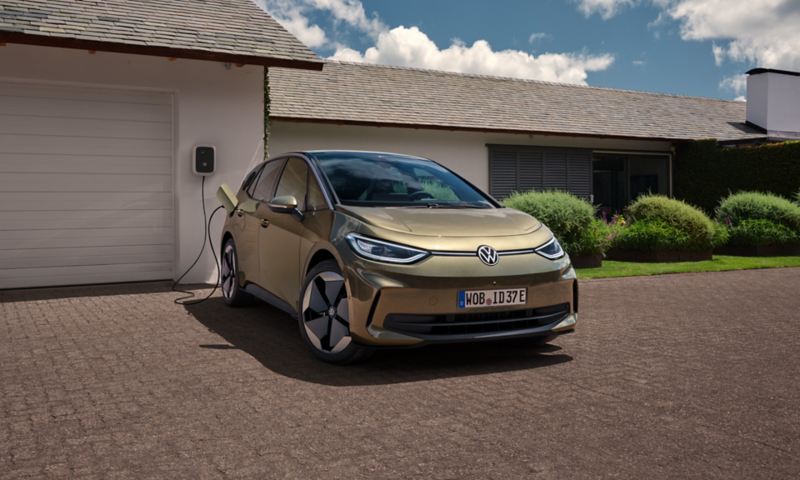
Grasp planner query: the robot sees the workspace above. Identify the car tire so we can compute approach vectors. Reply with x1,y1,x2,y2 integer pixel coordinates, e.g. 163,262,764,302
298,260,373,364
220,238,254,307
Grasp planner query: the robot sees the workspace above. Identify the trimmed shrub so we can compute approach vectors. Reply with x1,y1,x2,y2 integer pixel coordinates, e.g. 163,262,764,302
712,222,730,249
571,219,613,256
716,191,800,232
503,191,606,256
620,195,720,251
613,220,692,251
728,219,799,247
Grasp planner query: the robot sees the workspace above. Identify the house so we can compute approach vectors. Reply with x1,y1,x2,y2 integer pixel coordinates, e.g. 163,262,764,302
267,62,799,212
0,0,322,289
2,2,797,291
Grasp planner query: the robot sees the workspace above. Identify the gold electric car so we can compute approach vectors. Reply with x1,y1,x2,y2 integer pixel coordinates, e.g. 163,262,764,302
218,151,578,363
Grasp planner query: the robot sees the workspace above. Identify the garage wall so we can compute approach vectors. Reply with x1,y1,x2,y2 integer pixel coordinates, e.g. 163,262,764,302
268,121,673,192
0,44,264,285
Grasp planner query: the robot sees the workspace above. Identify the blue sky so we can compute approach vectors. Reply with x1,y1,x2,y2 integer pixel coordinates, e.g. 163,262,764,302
258,1,800,100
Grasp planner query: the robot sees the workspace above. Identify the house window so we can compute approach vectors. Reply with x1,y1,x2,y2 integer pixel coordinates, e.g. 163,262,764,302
592,153,670,215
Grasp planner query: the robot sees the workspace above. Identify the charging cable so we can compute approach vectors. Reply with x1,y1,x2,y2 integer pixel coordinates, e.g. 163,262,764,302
172,176,225,305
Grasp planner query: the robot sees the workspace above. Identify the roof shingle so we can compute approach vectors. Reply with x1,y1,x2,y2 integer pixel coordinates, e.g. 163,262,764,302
270,61,764,141
0,0,321,68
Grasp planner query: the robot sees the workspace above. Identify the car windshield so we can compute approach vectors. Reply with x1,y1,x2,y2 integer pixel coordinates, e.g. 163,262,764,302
310,152,494,208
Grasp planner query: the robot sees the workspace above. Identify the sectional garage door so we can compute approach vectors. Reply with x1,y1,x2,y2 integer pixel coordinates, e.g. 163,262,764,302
0,82,174,289
488,145,592,199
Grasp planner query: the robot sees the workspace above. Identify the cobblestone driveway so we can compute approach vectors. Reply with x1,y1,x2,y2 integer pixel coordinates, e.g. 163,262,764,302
1,268,799,479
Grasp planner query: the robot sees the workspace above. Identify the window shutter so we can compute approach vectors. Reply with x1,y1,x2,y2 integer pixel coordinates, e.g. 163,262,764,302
566,152,592,199
488,148,518,198
489,145,592,199
517,149,543,192
542,150,567,190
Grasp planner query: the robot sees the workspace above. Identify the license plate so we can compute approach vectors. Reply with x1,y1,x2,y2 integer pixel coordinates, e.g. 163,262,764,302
457,288,527,309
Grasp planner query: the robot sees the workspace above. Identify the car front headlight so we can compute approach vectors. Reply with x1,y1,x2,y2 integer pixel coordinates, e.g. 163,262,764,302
535,236,565,260
346,233,429,264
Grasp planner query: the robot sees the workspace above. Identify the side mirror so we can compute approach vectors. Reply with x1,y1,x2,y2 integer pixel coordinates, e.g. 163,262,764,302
267,195,299,214
216,183,239,214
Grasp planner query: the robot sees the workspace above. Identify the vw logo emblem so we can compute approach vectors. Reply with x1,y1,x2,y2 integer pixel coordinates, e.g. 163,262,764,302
477,245,499,266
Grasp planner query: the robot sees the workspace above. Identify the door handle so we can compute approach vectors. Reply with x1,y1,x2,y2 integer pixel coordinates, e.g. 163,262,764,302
260,219,270,228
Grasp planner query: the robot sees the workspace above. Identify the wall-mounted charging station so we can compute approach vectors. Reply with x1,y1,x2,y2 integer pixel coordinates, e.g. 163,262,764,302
193,145,216,176
174,145,222,304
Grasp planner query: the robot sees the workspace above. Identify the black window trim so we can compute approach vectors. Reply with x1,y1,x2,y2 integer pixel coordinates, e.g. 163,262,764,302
295,153,336,210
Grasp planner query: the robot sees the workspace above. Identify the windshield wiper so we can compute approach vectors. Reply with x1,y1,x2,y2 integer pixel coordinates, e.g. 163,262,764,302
417,202,491,209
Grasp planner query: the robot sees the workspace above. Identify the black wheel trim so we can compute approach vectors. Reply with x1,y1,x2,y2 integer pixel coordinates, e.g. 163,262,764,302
302,271,351,353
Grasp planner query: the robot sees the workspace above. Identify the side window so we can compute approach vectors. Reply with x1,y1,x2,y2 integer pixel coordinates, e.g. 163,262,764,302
251,159,285,201
241,164,263,194
275,157,308,211
307,172,328,211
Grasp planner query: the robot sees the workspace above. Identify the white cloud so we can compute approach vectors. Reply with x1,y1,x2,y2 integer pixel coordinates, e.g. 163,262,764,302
308,0,385,37
663,0,800,70
575,0,640,19
256,0,385,48
255,0,327,48
258,0,614,84
331,26,614,85
528,32,551,44
632,59,646,66
719,73,747,95
580,0,800,70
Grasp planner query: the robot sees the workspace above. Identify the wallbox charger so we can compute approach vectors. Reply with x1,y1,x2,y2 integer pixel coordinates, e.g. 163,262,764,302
193,145,216,176
173,145,223,304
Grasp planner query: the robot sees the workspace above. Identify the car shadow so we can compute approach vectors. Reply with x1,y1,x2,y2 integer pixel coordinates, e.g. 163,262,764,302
185,297,573,386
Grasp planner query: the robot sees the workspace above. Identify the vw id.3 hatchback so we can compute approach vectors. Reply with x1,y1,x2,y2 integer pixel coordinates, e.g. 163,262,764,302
219,151,578,363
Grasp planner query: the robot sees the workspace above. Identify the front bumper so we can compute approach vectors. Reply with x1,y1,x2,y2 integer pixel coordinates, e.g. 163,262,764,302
343,252,578,347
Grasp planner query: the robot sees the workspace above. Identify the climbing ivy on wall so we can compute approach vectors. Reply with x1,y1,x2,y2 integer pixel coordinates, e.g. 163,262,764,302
264,66,271,159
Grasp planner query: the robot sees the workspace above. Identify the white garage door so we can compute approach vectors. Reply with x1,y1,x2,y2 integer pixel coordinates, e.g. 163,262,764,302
0,82,174,289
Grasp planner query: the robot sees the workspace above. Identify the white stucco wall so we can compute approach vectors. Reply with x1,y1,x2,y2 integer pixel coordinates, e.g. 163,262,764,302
0,43,264,284
269,121,673,191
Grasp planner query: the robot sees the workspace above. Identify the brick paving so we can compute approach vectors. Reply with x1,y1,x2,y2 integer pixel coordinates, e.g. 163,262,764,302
1,268,799,479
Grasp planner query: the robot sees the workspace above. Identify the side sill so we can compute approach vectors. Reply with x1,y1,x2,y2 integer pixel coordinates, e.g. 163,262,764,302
243,283,298,318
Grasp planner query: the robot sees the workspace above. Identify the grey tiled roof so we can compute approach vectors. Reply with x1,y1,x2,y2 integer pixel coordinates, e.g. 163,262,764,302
270,61,764,141
0,0,320,67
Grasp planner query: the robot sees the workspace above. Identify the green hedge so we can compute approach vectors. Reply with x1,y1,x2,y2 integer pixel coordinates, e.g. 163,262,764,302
674,140,800,214
614,195,725,251
503,191,610,256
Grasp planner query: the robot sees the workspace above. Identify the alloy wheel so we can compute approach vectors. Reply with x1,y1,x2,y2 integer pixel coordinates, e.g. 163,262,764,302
301,271,351,353
221,243,236,300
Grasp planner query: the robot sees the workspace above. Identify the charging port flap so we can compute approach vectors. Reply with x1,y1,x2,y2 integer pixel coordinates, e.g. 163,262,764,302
216,183,239,214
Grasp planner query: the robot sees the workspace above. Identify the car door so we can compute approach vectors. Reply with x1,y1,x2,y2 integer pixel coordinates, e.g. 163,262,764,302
238,158,285,286
258,157,310,305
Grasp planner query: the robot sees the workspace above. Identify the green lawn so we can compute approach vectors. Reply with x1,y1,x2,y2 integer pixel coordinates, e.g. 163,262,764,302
576,255,800,279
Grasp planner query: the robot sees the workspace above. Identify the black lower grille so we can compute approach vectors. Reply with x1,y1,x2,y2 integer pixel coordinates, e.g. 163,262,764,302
383,303,570,338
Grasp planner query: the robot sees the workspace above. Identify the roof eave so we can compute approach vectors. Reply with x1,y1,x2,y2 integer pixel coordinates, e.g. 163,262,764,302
0,31,324,70
270,115,706,143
